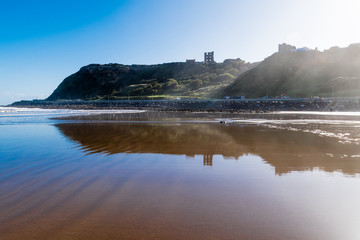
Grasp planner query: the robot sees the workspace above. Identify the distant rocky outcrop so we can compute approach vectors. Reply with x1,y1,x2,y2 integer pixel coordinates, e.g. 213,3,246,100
222,44,360,98
47,59,257,100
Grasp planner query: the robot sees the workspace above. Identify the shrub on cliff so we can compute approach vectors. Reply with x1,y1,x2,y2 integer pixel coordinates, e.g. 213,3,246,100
189,79,203,90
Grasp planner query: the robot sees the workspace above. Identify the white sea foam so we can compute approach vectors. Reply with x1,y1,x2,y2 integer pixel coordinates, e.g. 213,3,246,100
278,111,360,116
229,118,360,126
0,107,145,116
263,124,360,144
0,107,145,126
221,117,360,145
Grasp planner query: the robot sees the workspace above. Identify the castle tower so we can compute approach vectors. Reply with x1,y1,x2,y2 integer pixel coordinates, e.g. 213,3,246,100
204,51,214,63
203,154,213,166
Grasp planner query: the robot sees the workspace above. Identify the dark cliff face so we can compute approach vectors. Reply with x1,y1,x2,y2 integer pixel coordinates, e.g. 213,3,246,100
47,64,131,100
223,44,360,98
46,60,256,100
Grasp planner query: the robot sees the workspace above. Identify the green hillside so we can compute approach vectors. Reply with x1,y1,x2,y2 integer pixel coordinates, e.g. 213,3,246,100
222,44,360,98
47,59,257,100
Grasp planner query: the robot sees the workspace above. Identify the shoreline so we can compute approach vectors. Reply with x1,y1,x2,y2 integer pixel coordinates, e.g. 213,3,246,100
9,98,360,113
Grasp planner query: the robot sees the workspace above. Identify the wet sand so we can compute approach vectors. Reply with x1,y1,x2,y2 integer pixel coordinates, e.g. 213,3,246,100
1,111,360,239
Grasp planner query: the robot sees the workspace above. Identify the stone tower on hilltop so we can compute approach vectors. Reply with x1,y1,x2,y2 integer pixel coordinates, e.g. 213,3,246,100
204,51,215,63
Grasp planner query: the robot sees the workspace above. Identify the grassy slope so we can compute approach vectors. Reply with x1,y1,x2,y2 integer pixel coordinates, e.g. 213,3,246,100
222,44,360,98
47,60,257,101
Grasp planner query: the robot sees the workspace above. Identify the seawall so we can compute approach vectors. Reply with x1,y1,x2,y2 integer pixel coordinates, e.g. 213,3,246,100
10,98,360,112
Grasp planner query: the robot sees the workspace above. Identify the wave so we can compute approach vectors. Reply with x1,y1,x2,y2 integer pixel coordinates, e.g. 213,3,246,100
0,107,145,117
224,118,360,126
278,111,360,116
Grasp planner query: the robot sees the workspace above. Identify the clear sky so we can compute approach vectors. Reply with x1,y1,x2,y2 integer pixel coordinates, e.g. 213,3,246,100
1,0,359,105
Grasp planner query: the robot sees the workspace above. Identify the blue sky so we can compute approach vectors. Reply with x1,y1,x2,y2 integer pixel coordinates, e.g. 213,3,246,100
1,0,359,105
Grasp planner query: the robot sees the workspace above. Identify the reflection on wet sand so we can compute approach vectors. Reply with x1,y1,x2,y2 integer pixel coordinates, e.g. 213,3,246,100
3,112,360,240
56,122,360,175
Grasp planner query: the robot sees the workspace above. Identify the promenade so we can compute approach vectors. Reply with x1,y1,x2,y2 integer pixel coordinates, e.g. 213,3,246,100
10,98,360,112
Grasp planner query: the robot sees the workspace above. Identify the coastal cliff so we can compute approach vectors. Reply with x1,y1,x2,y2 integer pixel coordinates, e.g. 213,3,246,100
47,59,256,101
223,44,360,98
47,44,360,102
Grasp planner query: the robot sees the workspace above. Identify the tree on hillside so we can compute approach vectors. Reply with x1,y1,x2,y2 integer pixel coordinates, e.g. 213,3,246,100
165,78,178,89
189,79,203,90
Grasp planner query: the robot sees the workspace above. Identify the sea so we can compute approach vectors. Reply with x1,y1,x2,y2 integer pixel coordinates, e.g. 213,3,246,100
1,106,360,240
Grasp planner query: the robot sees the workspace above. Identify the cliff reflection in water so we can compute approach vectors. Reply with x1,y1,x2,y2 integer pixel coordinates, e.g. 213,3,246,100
55,122,360,175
